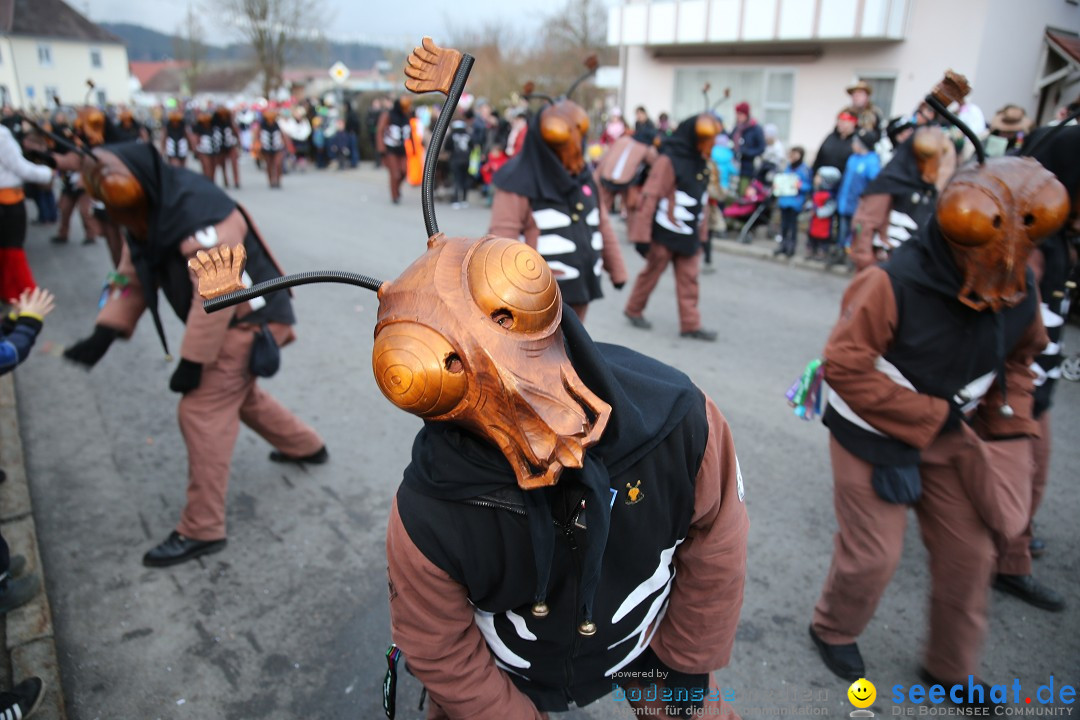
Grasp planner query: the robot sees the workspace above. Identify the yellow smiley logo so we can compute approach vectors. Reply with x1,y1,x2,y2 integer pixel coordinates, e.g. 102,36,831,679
848,678,876,708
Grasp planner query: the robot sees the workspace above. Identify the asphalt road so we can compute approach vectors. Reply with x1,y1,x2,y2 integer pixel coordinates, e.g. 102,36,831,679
15,158,1079,719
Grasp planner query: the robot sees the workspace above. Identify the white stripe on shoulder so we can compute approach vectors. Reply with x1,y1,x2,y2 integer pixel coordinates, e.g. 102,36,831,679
545,261,580,280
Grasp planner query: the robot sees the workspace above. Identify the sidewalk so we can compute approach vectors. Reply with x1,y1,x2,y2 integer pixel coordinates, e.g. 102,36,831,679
708,231,855,276
0,373,66,720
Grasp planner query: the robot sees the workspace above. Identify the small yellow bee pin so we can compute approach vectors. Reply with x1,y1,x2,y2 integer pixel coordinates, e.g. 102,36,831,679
625,480,643,505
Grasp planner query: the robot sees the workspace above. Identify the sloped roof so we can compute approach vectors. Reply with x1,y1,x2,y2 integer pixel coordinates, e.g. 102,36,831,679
139,63,260,94
130,60,188,88
1047,29,1080,65
0,0,122,44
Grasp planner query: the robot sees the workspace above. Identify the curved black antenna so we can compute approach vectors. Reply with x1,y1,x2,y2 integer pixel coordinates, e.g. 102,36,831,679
523,92,556,105
419,53,475,239
710,88,731,112
1020,106,1080,158
84,79,96,106
565,55,599,100
203,270,384,313
924,94,986,165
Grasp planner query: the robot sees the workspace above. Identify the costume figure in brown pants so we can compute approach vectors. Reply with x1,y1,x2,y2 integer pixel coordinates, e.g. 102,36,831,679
624,114,720,341
489,91,627,322
375,97,413,203
63,144,326,567
259,110,286,189
809,152,1068,692
991,124,1080,612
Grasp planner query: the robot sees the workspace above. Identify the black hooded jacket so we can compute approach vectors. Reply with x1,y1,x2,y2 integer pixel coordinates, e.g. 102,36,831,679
863,135,938,239
824,221,1038,465
395,309,708,711
107,143,294,342
649,116,710,257
492,112,604,306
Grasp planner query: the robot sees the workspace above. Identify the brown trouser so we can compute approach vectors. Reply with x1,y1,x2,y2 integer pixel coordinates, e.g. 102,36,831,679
264,151,284,188
812,433,999,682
386,153,407,202
176,327,323,540
57,191,100,241
624,242,702,333
996,412,1049,576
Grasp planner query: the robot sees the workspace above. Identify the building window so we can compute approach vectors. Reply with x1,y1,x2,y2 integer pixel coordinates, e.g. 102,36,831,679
43,86,59,106
37,43,52,67
95,89,106,106
0,86,9,106
673,67,796,141
856,74,897,118
90,49,102,69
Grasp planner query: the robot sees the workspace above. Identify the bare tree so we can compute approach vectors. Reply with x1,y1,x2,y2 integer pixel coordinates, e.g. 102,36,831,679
173,4,207,95
446,20,531,108
218,0,327,100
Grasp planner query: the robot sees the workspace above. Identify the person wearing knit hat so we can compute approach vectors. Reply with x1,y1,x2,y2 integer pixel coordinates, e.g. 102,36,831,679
731,101,763,194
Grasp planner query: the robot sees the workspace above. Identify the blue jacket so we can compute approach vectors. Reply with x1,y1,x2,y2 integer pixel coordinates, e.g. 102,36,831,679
0,313,43,375
711,143,737,191
776,162,811,210
837,151,881,216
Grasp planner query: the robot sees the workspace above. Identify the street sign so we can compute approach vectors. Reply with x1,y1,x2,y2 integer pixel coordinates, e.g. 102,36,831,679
329,61,350,84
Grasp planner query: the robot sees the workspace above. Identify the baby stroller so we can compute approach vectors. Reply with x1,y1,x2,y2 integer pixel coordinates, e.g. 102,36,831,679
724,161,777,244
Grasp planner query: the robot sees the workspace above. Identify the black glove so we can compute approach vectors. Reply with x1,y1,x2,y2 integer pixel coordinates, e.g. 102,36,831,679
63,325,118,368
23,149,56,169
169,359,203,394
613,282,625,290
939,400,967,435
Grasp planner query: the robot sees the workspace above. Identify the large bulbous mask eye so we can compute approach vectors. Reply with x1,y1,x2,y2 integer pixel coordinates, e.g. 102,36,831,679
1019,176,1070,243
372,323,467,418
467,237,559,332
937,182,1004,248
540,112,571,146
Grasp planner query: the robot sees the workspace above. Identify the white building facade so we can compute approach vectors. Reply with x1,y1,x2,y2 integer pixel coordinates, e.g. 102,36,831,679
608,0,1080,157
0,0,131,109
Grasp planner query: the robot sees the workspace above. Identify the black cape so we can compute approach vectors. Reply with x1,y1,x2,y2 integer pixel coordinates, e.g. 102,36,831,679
492,112,579,204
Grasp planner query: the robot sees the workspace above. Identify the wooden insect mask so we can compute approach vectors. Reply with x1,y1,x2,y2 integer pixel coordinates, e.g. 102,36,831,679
82,149,148,237
539,100,590,176
937,156,1069,311
372,233,611,489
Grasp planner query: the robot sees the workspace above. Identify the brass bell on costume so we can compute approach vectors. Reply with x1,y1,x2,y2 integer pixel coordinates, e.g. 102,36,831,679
577,619,597,636
531,602,550,618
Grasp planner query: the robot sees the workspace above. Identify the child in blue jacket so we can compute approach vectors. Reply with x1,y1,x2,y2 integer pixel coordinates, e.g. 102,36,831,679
835,136,880,254
774,146,811,258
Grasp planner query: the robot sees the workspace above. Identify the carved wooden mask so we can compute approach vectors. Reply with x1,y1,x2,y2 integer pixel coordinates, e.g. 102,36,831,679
539,100,590,175
694,113,721,157
74,108,106,146
373,233,612,489
82,149,148,238
937,156,1069,311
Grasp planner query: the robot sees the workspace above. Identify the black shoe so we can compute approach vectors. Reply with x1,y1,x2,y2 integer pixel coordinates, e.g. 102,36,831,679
1029,537,1046,558
0,574,40,614
268,445,329,465
143,531,227,568
993,573,1065,611
680,328,718,342
49,235,68,244
919,668,996,710
0,677,45,719
624,312,652,330
809,625,864,681
81,237,96,245
0,468,5,484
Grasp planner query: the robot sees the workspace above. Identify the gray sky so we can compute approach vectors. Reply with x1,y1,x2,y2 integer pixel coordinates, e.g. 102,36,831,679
81,0,611,48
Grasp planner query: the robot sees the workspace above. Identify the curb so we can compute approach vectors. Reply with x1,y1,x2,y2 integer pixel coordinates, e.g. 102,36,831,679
710,237,855,276
0,373,66,720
